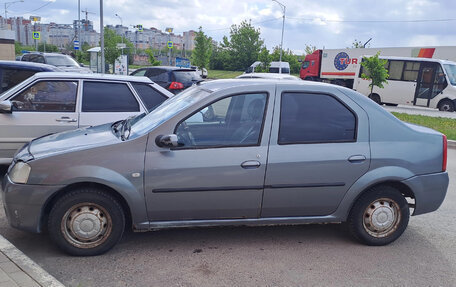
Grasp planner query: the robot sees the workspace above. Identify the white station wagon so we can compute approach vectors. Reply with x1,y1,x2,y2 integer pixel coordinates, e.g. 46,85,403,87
0,72,172,164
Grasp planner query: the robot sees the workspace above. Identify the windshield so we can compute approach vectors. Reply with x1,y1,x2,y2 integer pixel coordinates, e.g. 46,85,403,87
129,86,211,138
444,64,456,86
46,55,79,67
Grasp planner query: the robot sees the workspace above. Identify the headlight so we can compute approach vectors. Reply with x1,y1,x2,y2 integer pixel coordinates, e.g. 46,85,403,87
9,162,31,184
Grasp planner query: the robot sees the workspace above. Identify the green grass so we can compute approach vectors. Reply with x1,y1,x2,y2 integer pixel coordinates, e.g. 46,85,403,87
392,112,456,140
208,70,244,79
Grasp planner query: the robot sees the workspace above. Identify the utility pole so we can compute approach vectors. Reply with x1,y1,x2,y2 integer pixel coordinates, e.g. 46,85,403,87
100,0,104,74
77,0,80,44
272,0,286,74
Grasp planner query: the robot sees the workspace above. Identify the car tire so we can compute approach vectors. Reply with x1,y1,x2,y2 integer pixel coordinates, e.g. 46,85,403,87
48,187,125,256
369,94,382,105
438,99,455,112
347,185,409,246
384,103,398,106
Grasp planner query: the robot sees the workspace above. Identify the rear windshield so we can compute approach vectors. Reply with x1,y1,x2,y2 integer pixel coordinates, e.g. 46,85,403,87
172,70,202,82
46,55,79,67
269,67,290,74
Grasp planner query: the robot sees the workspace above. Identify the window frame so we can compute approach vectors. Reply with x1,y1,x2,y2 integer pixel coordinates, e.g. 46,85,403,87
171,91,270,150
277,91,358,145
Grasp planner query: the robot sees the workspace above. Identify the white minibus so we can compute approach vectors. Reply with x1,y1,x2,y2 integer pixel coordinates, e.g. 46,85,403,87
353,56,456,112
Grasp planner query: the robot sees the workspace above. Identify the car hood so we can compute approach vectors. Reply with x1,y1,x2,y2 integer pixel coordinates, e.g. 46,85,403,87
23,123,118,160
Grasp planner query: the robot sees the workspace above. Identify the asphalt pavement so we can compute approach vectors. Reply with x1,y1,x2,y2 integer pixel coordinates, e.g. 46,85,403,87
0,149,454,287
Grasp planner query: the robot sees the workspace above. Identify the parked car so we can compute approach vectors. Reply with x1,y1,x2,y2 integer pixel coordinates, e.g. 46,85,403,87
130,66,203,94
0,72,172,164
21,52,92,73
191,65,208,78
2,79,448,256
236,72,301,80
0,60,61,93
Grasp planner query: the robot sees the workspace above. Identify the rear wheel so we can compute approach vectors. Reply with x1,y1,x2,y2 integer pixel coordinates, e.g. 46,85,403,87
48,187,125,256
369,94,382,105
348,186,409,246
438,99,455,112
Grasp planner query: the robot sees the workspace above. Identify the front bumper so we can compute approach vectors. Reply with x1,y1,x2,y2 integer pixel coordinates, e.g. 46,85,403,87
402,172,449,216
2,175,64,233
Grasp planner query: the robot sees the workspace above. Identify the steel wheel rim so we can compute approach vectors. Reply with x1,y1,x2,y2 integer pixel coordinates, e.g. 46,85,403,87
362,198,401,238
441,103,450,111
61,202,112,249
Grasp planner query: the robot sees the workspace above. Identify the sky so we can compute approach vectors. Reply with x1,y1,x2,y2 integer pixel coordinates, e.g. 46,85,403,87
4,0,456,54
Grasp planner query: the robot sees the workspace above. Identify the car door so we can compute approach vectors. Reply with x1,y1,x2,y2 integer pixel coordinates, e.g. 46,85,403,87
261,85,370,217
78,80,146,127
0,79,79,162
144,86,275,221
414,62,438,107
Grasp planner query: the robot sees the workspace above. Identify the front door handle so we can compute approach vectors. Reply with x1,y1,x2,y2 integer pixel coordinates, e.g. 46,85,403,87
56,116,77,123
241,160,261,169
348,155,366,163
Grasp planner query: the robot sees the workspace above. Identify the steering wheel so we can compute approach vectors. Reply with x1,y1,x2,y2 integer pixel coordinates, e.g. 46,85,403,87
177,122,196,146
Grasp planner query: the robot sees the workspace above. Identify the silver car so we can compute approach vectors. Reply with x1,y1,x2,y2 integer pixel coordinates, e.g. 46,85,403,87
0,72,172,164
2,79,449,256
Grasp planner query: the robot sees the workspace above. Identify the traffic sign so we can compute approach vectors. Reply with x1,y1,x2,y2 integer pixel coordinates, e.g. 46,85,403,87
167,41,173,49
137,24,143,32
32,32,40,40
74,40,80,50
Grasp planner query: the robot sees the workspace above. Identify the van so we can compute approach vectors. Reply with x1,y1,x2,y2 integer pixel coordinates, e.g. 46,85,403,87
269,61,290,74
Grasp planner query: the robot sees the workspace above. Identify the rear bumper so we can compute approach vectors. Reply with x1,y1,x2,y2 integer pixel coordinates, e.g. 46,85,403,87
2,175,64,233
402,172,449,215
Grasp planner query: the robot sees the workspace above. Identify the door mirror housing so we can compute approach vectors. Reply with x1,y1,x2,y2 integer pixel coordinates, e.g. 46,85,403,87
155,134,179,148
0,100,12,114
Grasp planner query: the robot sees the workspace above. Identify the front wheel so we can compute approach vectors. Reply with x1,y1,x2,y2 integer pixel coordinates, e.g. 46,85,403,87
438,99,455,112
48,188,125,256
348,186,409,246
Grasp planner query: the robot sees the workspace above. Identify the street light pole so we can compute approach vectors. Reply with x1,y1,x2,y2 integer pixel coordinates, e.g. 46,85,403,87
4,0,23,28
100,0,104,74
115,13,123,55
272,0,285,74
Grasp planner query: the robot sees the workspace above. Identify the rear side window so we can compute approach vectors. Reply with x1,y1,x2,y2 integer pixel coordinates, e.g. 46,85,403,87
0,68,36,93
279,93,356,144
82,81,139,112
11,80,77,112
172,71,201,82
132,83,168,111
388,61,405,80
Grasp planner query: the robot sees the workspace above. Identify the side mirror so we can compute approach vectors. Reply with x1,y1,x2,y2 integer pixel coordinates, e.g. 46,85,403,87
0,100,12,114
155,134,179,148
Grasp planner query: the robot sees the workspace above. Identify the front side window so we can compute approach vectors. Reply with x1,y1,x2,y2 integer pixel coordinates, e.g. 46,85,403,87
82,81,139,112
403,61,420,82
175,93,267,148
301,61,310,69
11,80,77,112
279,93,356,144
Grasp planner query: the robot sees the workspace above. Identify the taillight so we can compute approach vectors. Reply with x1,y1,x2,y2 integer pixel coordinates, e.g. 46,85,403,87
169,82,184,90
442,134,447,172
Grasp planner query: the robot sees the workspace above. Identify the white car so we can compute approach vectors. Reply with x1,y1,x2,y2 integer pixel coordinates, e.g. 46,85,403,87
236,73,301,81
0,72,172,164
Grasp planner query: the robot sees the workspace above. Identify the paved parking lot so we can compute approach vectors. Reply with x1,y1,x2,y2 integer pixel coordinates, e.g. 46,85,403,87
0,150,454,287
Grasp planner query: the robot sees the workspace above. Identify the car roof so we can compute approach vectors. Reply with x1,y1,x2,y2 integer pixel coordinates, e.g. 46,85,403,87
137,66,197,72
0,60,60,71
24,52,70,57
237,73,301,80
32,72,155,83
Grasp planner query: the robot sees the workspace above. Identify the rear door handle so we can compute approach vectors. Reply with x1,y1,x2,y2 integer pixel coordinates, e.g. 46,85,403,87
241,160,261,169
348,155,366,163
56,116,77,123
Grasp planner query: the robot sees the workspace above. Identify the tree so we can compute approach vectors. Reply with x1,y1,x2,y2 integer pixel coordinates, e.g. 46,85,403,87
103,28,122,70
361,52,389,98
256,46,270,72
144,48,162,66
222,20,264,70
209,43,230,70
304,44,317,55
191,27,212,74
37,43,59,53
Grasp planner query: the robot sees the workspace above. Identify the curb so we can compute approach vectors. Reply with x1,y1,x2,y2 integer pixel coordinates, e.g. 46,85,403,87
0,235,65,287
449,140,456,149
